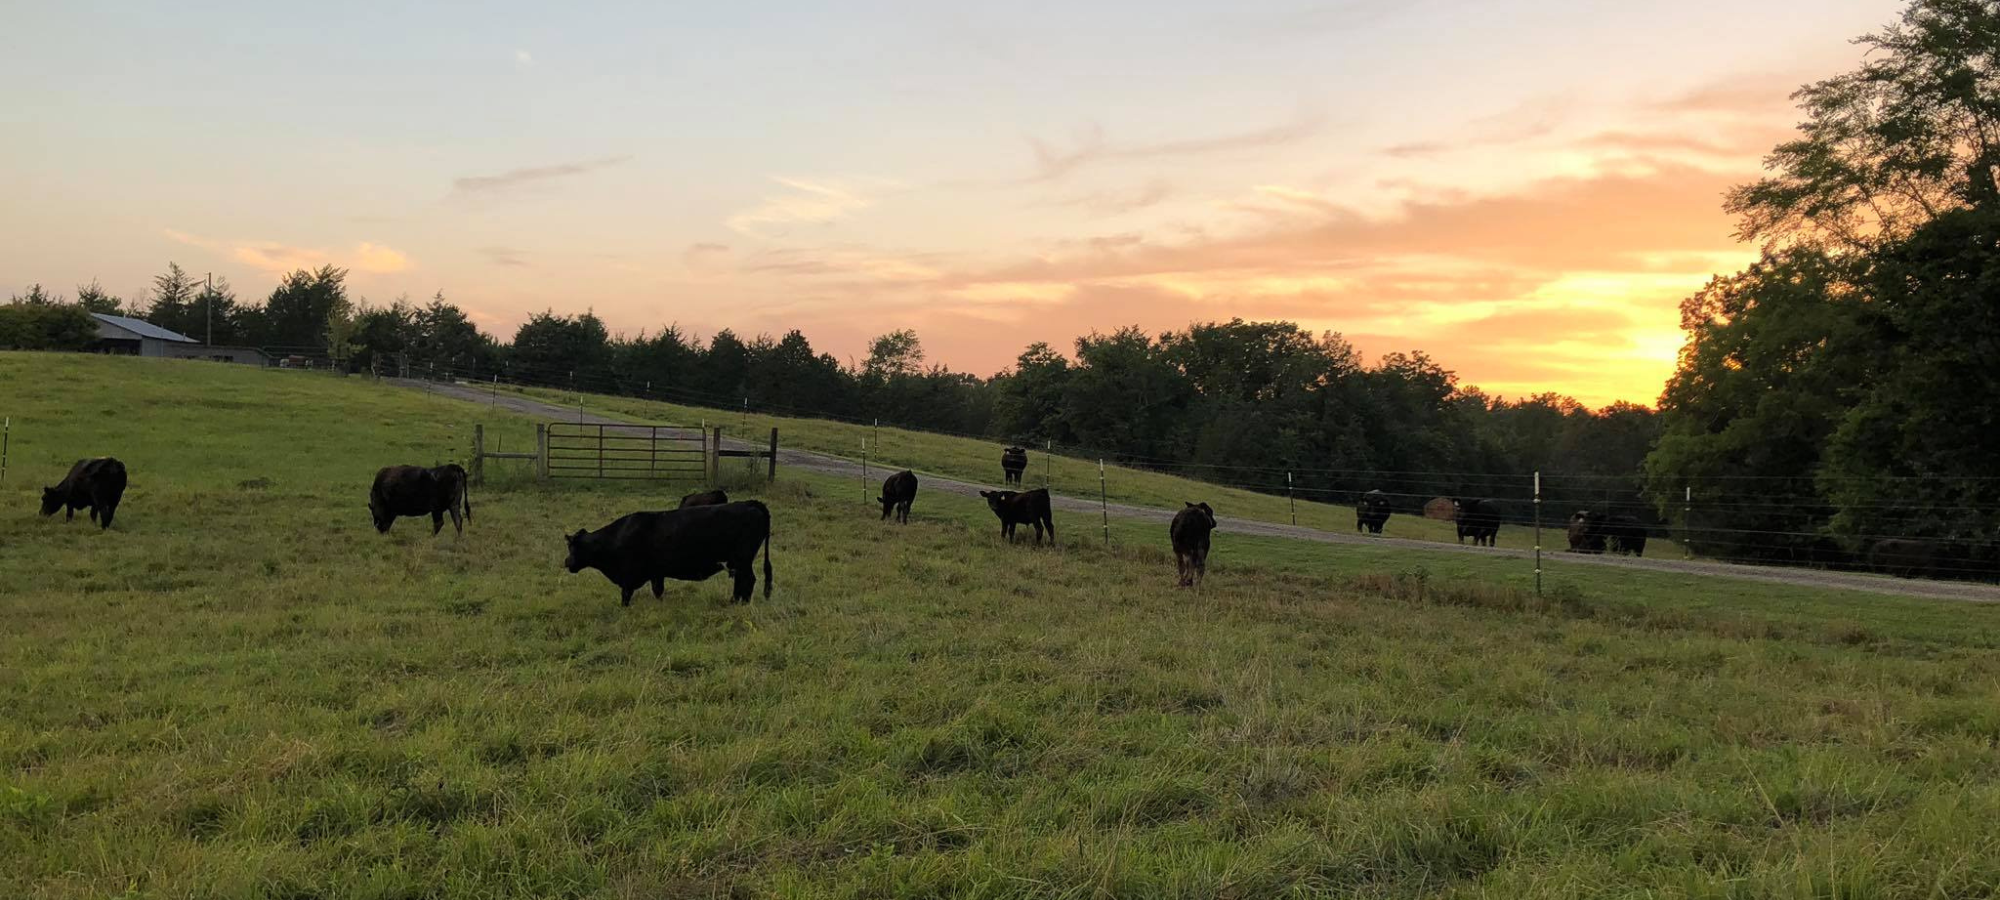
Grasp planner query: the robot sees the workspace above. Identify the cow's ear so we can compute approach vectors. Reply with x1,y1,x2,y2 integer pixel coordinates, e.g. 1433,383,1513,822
1185,502,1194,508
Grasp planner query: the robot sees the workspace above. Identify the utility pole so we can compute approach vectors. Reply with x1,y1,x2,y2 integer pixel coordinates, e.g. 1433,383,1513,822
204,272,213,346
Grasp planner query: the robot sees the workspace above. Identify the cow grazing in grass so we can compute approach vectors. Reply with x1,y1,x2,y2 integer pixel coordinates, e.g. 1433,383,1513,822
1870,538,1941,579
1000,447,1028,487
1453,498,1501,547
368,463,472,535
1356,490,1392,534
564,501,773,605
879,470,918,524
40,457,127,530
1566,511,1606,553
980,488,1055,544
678,489,729,509
1170,502,1216,587
1606,515,1648,557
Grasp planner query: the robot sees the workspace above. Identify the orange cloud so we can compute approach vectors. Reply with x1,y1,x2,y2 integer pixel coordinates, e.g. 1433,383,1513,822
164,229,413,276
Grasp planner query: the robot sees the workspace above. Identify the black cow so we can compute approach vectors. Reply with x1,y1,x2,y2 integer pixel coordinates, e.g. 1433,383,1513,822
879,470,918,524
368,463,472,535
1606,515,1648,557
1870,539,1940,579
1170,502,1216,587
1356,490,1392,534
1567,511,1606,553
980,488,1055,544
1453,498,1501,547
679,489,729,509
40,457,127,530
564,501,773,605
1000,447,1028,487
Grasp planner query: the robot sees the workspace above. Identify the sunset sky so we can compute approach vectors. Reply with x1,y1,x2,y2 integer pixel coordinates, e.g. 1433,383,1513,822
1,0,1900,406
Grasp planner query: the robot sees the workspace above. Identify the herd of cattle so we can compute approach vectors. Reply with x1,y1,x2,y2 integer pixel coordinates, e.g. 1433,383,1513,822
36,446,1704,609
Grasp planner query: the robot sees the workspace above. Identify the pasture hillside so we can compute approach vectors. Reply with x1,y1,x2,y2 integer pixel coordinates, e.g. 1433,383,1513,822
5,354,2000,899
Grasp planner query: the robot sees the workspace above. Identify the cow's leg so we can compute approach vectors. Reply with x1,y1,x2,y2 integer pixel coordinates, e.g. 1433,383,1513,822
64,504,75,522
448,506,463,535
620,585,635,607
1193,551,1206,586
732,559,755,603
98,501,116,531
651,577,665,600
1031,521,1045,545
431,510,445,535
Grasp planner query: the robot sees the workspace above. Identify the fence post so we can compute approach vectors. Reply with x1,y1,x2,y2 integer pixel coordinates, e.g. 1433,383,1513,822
1683,486,1693,559
1533,471,1543,597
1045,439,1052,488
472,424,484,486
535,424,548,479
873,418,879,456
490,374,498,409
862,439,869,500
768,427,779,481
710,426,722,486
1288,472,1296,526
1,417,9,486
1099,459,1109,547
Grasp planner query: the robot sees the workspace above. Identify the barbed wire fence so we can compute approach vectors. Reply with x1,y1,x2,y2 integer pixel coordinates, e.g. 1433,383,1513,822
262,350,2000,588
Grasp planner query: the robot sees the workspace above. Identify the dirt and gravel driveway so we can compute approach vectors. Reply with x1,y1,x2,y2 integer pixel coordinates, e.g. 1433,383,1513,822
406,378,2000,604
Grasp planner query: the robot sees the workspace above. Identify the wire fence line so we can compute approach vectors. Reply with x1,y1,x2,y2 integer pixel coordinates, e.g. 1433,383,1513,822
241,350,2000,586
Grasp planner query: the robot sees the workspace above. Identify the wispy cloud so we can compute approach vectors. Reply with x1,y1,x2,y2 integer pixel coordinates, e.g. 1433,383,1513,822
1047,179,1175,216
164,229,412,275
450,155,630,197
479,246,530,267
726,177,900,238
682,242,733,271
513,49,535,68
1022,108,1328,183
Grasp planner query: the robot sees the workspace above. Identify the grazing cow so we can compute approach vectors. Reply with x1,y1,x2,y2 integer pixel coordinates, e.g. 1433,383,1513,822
1606,515,1648,557
1453,498,1502,547
1169,502,1217,587
40,457,128,530
1000,446,1028,487
979,488,1055,544
368,463,472,535
678,489,729,509
564,501,773,605
1566,511,1606,554
879,470,918,524
1869,539,1940,579
1356,490,1392,534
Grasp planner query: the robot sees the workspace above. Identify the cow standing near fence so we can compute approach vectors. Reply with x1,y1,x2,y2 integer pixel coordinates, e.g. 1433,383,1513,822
40,457,127,530
368,464,472,535
1000,447,1028,487
1454,498,1502,547
1356,490,1392,534
980,488,1054,544
879,470,918,524
1169,502,1216,587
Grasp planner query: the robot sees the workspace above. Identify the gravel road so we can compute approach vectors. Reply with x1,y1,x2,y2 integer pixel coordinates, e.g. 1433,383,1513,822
406,379,2000,604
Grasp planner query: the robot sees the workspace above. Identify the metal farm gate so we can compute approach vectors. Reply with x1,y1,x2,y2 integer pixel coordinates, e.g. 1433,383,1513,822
543,422,708,481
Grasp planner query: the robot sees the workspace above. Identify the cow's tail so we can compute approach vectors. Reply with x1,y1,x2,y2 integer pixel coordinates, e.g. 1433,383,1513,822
461,475,473,523
761,520,774,600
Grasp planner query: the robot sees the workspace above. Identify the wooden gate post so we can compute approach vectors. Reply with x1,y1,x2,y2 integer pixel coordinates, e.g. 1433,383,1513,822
709,426,722,486
535,423,548,478
472,424,485,485
768,427,778,480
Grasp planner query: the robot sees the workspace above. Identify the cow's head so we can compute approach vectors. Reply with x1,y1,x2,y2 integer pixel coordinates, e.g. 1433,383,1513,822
979,490,1016,515
39,487,63,517
1184,502,1216,529
366,496,391,533
563,529,589,573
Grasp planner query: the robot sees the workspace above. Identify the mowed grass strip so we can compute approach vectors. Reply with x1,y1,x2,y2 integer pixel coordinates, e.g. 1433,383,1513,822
3,354,2000,899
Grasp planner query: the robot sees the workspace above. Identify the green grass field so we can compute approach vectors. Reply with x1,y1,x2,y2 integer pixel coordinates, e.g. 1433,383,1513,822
6,353,2000,899
500,384,1685,557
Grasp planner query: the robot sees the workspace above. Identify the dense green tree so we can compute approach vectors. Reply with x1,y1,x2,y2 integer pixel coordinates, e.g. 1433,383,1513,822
249,266,350,351
72,280,123,314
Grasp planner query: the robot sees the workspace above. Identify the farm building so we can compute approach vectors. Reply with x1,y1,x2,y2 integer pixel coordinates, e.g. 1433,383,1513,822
89,313,269,365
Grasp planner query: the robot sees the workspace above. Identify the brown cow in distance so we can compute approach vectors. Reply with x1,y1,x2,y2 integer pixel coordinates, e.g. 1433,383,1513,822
1170,502,1216,587
980,488,1054,544
679,489,729,508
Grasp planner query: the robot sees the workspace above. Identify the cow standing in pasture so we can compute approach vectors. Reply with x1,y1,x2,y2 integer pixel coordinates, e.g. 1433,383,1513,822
879,470,918,524
1356,490,1392,534
40,457,128,530
980,488,1055,544
1000,447,1028,487
678,489,729,508
1170,502,1216,587
564,501,773,605
1453,498,1501,547
368,463,472,535
1605,515,1648,556
1567,511,1606,553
